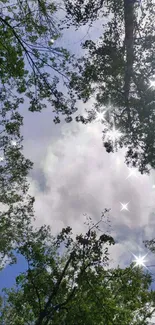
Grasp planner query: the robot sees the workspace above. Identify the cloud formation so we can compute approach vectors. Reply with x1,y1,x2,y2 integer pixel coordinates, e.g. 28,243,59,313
25,116,155,268
20,9,155,269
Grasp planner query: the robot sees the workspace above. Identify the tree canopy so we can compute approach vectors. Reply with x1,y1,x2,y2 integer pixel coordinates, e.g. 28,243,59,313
1,1,155,323
1,212,155,325
2,0,155,174
0,0,79,263
64,0,155,174
0,0,77,122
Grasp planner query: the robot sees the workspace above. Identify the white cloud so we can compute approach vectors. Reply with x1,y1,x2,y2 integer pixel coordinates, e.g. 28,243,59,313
26,117,155,268
17,4,155,323
19,14,155,267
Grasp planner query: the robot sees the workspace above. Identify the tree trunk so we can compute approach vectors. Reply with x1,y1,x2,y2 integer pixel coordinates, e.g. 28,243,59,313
124,0,134,126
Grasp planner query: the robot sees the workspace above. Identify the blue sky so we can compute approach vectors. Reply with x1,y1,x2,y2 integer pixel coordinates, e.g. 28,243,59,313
0,253,27,293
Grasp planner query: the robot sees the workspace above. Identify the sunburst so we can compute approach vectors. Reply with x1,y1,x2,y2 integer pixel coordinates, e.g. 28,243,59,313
132,253,148,269
105,126,123,145
120,202,129,211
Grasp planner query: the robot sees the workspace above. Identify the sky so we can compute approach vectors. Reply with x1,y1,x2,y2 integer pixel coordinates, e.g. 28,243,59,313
1,2,155,322
20,10,155,272
23,109,155,268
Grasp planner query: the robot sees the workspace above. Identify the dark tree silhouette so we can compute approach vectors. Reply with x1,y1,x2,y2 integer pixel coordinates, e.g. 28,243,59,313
64,0,155,174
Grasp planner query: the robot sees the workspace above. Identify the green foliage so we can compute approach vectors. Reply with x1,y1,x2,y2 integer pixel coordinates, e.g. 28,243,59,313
0,78,35,262
63,0,106,27
0,0,77,121
1,2,155,323
0,0,80,265
66,0,155,174
0,96,34,261
0,213,155,325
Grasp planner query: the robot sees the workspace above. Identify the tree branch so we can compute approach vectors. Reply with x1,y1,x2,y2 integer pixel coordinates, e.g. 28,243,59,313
27,261,42,314
123,0,135,127
43,286,77,325
35,251,75,325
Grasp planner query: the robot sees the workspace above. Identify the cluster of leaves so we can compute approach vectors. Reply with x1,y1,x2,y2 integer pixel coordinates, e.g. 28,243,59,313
0,87,35,262
0,212,155,325
0,0,80,264
63,0,106,27
65,0,155,174
0,0,77,122
1,1,155,324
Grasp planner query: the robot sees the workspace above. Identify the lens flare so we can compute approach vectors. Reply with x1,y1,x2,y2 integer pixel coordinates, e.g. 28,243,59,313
132,253,148,268
148,78,155,90
120,202,129,211
126,168,138,179
11,140,17,147
95,110,106,123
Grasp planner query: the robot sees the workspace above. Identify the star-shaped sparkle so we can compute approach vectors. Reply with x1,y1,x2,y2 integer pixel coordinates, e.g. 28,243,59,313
148,79,155,89
0,156,4,162
126,168,138,179
132,253,148,268
106,126,123,142
95,109,106,123
11,140,17,147
120,202,129,211
94,103,114,124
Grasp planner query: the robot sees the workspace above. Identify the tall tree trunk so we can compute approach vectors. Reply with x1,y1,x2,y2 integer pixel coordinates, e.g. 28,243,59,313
124,0,134,126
